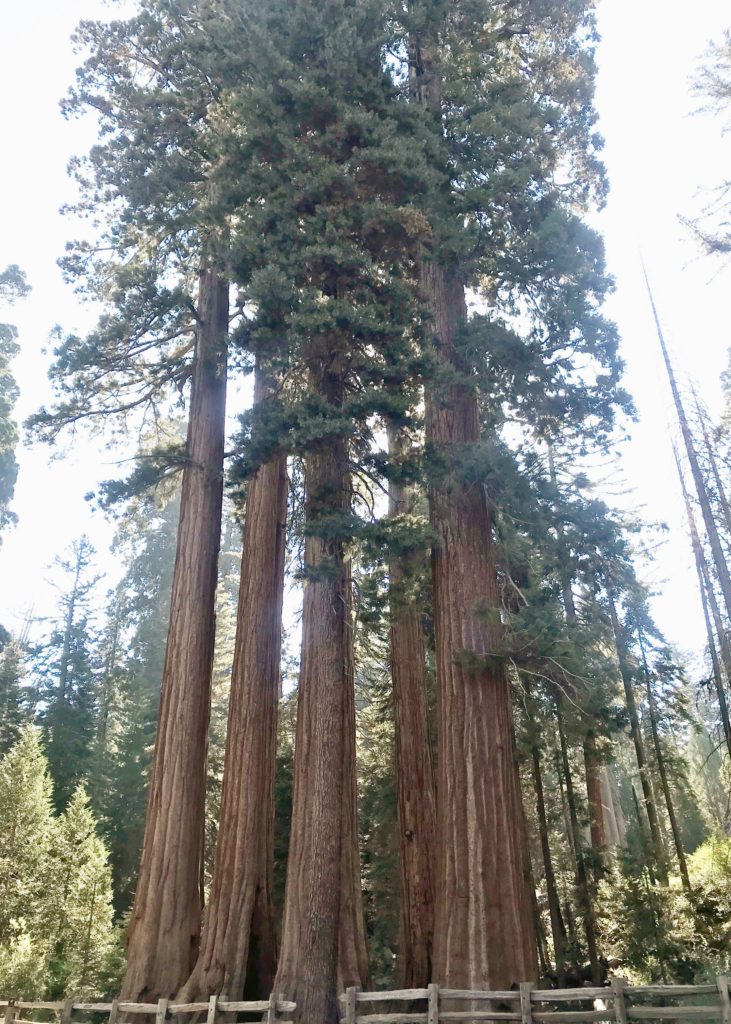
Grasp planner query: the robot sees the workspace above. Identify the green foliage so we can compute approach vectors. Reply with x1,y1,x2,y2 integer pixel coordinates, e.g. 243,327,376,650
47,787,117,996
0,265,29,539
0,729,117,998
597,858,699,983
0,633,29,756
0,727,56,996
32,537,101,811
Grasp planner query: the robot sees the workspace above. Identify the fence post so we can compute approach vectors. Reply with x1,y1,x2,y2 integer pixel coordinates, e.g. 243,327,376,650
717,976,731,1024
60,997,74,1024
108,998,119,1024
345,987,358,1024
428,983,439,1024
206,995,218,1024
520,983,534,1024
155,998,169,1024
612,978,628,1024
4,999,16,1024
265,993,277,1024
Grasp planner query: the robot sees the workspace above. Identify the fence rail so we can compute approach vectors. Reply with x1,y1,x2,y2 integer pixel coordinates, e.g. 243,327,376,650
341,979,731,1024
2,980,729,1024
0,996,295,1024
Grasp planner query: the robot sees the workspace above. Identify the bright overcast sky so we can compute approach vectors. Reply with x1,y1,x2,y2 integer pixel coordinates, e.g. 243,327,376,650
1,0,730,661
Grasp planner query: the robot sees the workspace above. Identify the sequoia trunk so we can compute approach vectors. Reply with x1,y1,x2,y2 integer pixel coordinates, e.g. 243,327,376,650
179,364,288,1001
388,429,436,989
274,357,352,1024
122,252,228,1001
338,572,370,992
423,261,537,989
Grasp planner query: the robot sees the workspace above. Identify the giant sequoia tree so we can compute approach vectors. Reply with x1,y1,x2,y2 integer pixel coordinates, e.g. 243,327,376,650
29,4,236,998
21,0,703,1008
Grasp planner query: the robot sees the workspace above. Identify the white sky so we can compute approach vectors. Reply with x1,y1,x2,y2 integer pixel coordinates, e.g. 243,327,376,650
0,0,730,661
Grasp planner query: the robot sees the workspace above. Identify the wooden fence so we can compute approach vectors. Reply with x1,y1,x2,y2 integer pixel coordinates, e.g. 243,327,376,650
341,979,731,1024
2,981,730,1024
0,996,295,1024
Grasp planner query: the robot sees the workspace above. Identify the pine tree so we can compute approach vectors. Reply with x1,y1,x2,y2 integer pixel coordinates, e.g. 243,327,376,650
32,537,100,811
0,632,28,756
0,727,55,996
96,489,179,913
0,265,29,539
47,787,116,997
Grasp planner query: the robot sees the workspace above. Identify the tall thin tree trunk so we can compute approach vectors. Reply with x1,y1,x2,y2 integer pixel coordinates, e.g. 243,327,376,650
388,427,436,989
179,363,288,1001
675,444,731,760
636,632,691,893
412,37,536,988
644,269,731,618
122,249,228,1001
631,785,657,886
607,589,668,884
547,444,608,866
274,353,352,1024
555,701,601,986
693,388,731,540
530,740,568,984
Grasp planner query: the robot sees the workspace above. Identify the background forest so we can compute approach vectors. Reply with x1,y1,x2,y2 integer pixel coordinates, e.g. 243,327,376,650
1,0,731,1013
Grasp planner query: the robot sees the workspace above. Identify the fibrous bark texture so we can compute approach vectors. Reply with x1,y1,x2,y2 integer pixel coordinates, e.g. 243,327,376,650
274,356,355,1024
583,734,607,858
339,583,370,992
179,367,288,1001
423,260,537,989
122,256,228,1001
388,430,436,988
599,767,626,848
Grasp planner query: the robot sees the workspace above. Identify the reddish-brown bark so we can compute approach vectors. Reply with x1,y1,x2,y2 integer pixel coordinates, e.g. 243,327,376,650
422,257,537,989
274,353,355,1024
122,254,228,1001
179,364,288,1001
339,581,370,992
388,430,436,988
583,734,607,857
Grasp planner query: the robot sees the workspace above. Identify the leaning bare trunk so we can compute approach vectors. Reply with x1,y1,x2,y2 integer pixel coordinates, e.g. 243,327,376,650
274,359,351,1024
675,444,731,761
388,429,436,989
423,260,537,989
179,364,288,1001
645,273,731,618
122,252,228,1001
